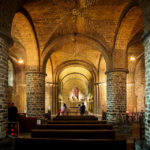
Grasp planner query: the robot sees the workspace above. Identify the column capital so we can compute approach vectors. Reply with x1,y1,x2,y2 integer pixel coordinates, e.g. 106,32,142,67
105,69,129,74
0,31,13,46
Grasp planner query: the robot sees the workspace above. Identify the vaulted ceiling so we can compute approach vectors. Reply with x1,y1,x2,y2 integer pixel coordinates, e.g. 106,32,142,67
10,0,144,78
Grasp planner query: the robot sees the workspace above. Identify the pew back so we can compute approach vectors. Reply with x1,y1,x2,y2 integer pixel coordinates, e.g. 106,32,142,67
15,138,127,150
53,115,98,121
31,129,115,139
36,124,113,130
47,120,106,124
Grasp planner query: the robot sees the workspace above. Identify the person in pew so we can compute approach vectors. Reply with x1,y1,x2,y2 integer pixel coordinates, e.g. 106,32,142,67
61,103,67,116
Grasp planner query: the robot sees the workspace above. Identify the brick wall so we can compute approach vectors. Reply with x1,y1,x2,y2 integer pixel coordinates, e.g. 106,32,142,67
0,37,8,139
144,36,150,144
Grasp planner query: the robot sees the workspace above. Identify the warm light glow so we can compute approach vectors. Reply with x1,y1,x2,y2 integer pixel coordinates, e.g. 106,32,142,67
18,59,24,64
130,57,135,61
48,105,51,110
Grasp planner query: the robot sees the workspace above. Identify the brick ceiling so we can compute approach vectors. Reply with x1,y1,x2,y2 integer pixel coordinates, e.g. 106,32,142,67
10,0,144,78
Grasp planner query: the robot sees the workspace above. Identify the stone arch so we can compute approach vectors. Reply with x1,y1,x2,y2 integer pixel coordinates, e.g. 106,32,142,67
113,1,139,50
61,72,89,83
50,59,98,114
53,60,98,84
113,2,143,69
41,34,111,73
126,30,144,69
17,7,40,66
11,9,39,71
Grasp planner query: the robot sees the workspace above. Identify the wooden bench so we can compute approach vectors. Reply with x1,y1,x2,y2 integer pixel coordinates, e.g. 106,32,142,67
47,120,106,124
15,137,127,150
36,124,113,130
53,115,98,121
31,129,115,139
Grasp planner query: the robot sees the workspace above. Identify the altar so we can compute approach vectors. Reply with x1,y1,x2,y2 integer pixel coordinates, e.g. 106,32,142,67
67,107,80,115
68,101,82,107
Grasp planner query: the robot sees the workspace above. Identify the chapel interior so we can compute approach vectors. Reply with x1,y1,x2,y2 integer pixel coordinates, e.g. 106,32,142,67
0,0,150,150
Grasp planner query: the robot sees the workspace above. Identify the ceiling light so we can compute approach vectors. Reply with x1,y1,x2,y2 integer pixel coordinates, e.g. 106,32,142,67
130,57,135,61
18,59,24,64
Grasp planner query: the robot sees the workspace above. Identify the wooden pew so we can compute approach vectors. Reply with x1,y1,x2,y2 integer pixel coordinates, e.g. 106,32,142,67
47,120,106,124
15,137,127,150
36,124,113,130
31,129,115,139
53,115,98,121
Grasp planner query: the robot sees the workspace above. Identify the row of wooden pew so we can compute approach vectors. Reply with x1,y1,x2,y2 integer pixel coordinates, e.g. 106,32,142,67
15,116,127,150
53,115,98,121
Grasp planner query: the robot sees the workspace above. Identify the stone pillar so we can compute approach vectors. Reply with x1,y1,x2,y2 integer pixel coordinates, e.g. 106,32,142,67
51,83,58,116
106,71,127,123
0,35,12,139
139,0,150,147
93,83,101,119
26,72,46,119
143,36,150,145
97,83,101,115
93,83,98,114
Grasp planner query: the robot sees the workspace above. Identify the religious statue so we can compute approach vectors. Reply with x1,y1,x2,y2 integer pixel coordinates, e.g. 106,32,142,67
72,87,79,101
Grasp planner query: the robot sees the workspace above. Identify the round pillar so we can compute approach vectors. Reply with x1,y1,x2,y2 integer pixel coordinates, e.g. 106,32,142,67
93,83,101,118
106,71,127,123
26,72,46,119
93,83,98,114
51,83,58,116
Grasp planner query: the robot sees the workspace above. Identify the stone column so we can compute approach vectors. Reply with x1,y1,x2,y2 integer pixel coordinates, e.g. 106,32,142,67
93,83,98,114
26,72,46,119
143,36,150,145
51,83,58,116
97,83,101,115
0,35,12,139
106,71,127,123
139,0,150,146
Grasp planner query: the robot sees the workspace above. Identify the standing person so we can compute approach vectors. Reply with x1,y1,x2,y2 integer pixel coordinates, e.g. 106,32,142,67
78,104,81,114
9,103,18,122
61,103,67,116
80,102,86,115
